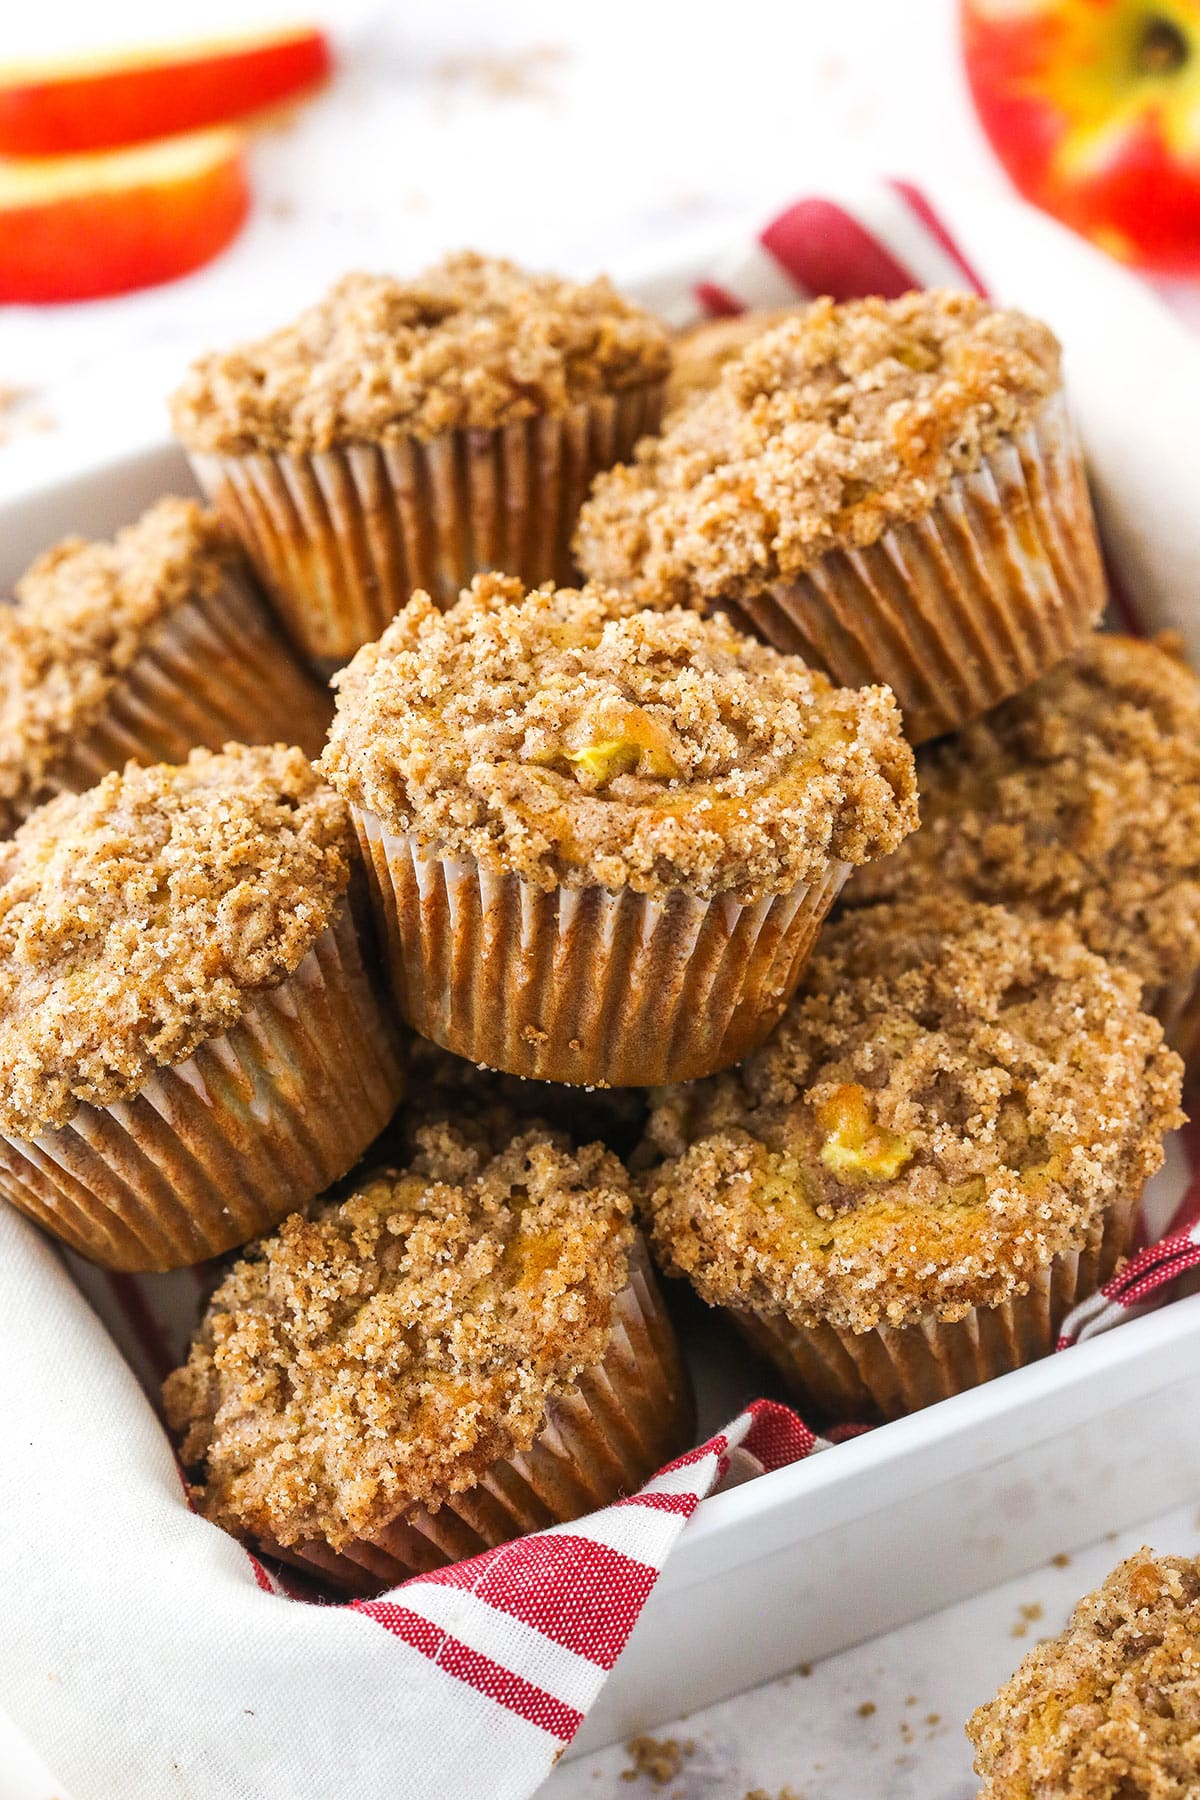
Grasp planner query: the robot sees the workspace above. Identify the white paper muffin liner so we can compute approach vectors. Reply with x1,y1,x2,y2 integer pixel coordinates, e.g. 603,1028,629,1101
351,806,850,1087
733,1185,1143,1422
724,390,1105,745
0,900,405,1272
257,1236,694,1597
188,382,665,677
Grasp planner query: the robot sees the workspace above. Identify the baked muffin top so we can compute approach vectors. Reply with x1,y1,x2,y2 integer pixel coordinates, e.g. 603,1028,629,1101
969,1549,1200,1800
847,632,1200,1004
642,898,1182,1333
575,290,1061,606
163,1116,634,1548
666,306,809,414
170,252,671,454
321,574,917,901
0,498,238,838
0,744,351,1138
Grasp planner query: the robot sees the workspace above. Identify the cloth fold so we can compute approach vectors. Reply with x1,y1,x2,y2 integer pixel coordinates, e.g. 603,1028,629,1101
1,180,1198,1800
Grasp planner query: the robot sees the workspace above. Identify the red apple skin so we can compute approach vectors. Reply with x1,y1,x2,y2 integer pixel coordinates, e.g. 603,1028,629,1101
0,27,331,156
961,0,1200,276
0,131,250,304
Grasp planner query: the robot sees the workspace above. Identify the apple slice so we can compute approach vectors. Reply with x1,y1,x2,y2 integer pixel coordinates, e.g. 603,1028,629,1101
0,127,250,303
0,24,331,156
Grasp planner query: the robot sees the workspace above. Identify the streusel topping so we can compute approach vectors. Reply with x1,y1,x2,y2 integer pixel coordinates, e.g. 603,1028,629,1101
0,498,237,837
0,744,351,1137
321,574,916,900
170,252,671,454
969,1550,1200,1799
575,290,1061,605
846,632,1200,1003
666,307,810,414
164,1118,634,1547
642,899,1182,1332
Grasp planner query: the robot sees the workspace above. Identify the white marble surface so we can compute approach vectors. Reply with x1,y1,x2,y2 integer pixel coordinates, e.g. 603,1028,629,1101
2,2,1199,1795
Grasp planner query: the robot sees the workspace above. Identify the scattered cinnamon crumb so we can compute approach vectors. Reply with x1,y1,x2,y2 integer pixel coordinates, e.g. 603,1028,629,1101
857,1701,876,1718
621,1735,693,1785
1052,1552,1072,1568
433,45,566,108
796,1662,813,1677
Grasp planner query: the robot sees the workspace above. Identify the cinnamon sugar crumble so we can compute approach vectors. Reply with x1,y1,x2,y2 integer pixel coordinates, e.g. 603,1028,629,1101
0,745,351,1138
642,899,1182,1332
575,290,1061,605
321,574,916,900
969,1550,1200,1799
667,307,810,413
0,499,238,837
164,1118,634,1547
846,632,1200,1004
170,252,670,454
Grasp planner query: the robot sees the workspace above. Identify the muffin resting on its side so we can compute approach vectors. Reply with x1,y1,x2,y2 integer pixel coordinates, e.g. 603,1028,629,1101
0,497,329,838
0,745,404,1271
641,897,1183,1420
968,1550,1200,1799
171,253,671,672
321,573,917,1086
576,290,1105,742
846,631,1200,1063
164,1115,692,1595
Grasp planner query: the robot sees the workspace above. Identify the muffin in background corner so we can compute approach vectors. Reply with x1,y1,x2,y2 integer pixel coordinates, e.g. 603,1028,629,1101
666,305,809,414
0,745,405,1271
320,573,917,1088
640,897,1183,1422
164,1113,693,1596
0,497,330,838
845,630,1200,1066
576,290,1105,744
170,253,671,676
968,1549,1200,1799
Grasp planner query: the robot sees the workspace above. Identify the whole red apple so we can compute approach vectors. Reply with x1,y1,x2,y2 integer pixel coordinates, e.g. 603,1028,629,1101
962,0,1200,274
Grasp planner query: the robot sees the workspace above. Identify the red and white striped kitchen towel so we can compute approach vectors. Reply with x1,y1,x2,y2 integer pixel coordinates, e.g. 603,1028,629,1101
3,180,1200,1800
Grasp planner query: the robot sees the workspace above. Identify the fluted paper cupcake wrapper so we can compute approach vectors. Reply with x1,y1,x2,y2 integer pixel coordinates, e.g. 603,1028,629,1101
25,570,331,827
188,382,666,678
0,903,405,1272
353,808,850,1086
1148,970,1200,1074
733,1185,1142,1423
258,1236,694,1598
723,389,1106,745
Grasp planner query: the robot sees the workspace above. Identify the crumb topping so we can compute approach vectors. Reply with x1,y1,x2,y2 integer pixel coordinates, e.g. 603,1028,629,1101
163,1118,634,1547
0,745,351,1138
666,307,810,414
170,252,671,454
575,290,1061,605
642,899,1182,1332
846,632,1200,1003
0,498,237,837
969,1550,1200,1799
321,574,916,900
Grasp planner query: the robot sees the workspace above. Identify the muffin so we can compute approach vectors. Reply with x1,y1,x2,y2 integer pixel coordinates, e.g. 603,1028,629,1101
0,497,330,838
171,253,671,675
164,1114,693,1596
641,898,1183,1421
968,1549,1200,1799
846,631,1200,1064
667,305,809,413
0,745,405,1271
320,573,917,1087
576,290,1106,744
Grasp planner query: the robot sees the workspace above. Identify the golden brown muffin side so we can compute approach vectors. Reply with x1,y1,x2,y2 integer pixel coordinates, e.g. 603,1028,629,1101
320,574,917,901
163,1118,634,1548
847,631,1200,1001
0,744,351,1137
968,1550,1200,1799
642,899,1183,1332
170,252,671,454
0,498,239,837
575,290,1061,606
